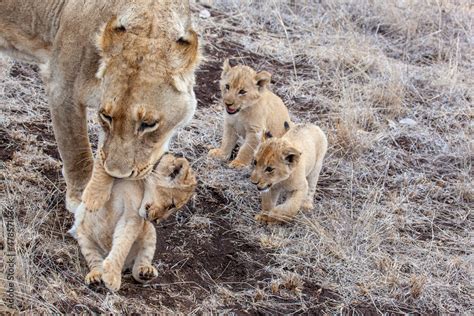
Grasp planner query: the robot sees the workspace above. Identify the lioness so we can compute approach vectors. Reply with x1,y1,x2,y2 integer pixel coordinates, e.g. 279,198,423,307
72,154,197,292
250,123,328,224
0,0,200,212
208,60,291,169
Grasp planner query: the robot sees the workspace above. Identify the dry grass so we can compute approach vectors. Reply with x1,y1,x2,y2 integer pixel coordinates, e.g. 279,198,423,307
1,0,473,313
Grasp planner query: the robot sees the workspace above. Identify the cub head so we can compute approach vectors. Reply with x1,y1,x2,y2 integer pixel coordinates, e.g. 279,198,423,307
95,7,200,179
250,136,302,192
139,154,197,223
219,59,272,115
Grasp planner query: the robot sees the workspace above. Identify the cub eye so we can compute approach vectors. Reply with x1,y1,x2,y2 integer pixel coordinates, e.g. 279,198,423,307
99,112,112,125
140,121,158,132
265,166,274,173
239,89,247,95
225,84,230,90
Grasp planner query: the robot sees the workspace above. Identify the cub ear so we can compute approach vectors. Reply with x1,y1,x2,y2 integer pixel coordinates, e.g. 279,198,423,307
170,158,196,184
282,147,301,167
222,59,232,75
264,130,273,140
96,16,127,56
255,71,272,90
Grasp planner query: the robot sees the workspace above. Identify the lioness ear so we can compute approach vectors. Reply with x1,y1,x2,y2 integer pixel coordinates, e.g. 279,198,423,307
255,71,272,90
97,16,127,56
282,147,301,167
172,29,200,92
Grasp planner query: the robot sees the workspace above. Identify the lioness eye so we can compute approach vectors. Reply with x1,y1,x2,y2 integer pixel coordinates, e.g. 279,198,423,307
239,89,247,95
99,112,112,124
265,166,274,173
225,84,230,90
253,160,257,166
140,121,158,132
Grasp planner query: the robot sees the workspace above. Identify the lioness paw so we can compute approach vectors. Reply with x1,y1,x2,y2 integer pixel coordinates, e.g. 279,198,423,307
208,148,226,160
133,265,158,283
85,269,102,287
81,186,109,212
229,160,247,169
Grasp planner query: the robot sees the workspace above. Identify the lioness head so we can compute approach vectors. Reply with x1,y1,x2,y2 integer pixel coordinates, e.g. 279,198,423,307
95,7,200,179
220,60,272,115
250,136,302,192
139,154,197,223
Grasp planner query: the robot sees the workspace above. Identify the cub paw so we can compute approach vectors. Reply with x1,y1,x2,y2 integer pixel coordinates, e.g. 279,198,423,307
85,269,102,287
208,148,226,160
229,160,247,169
255,213,280,225
102,260,121,292
133,265,158,283
301,200,314,211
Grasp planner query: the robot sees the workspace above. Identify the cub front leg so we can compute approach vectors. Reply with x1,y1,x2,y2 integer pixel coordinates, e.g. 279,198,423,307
102,218,141,292
76,229,104,287
261,189,280,212
209,123,238,161
132,222,158,283
230,130,260,168
256,186,307,224
81,159,114,212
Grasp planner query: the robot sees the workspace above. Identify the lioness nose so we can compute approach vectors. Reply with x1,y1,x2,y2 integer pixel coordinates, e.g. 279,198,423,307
104,161,133,179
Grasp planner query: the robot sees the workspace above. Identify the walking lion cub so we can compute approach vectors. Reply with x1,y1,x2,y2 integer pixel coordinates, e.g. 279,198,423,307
71,154,196,291
208,60,291,168
250,123,327,224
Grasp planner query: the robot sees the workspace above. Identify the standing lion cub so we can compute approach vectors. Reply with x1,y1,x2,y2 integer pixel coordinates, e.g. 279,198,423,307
250,123,328,224
71,154,196,292
208,60,291,168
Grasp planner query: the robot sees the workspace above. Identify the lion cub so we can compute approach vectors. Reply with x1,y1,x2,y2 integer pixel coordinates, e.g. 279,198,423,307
208,60,291,168
72,154,196,292
250,123,328,224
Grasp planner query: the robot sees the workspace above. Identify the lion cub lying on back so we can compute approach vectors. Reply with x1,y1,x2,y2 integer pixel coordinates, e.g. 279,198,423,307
251,123,327,224
208,60,291,168
72,154,196,291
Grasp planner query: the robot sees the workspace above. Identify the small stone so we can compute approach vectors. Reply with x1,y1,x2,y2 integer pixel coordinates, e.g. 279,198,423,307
199,9,211,19
399,118,417,126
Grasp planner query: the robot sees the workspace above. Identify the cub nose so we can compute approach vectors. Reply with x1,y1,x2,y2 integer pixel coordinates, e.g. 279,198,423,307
225,101,234,106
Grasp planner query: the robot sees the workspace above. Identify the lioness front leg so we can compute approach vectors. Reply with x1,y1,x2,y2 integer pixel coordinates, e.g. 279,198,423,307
48,77,93,213
209,123,238,161
256,187,307,224
102,218,141,292
132,222,158,283
81,159,114,211
230,131,259,168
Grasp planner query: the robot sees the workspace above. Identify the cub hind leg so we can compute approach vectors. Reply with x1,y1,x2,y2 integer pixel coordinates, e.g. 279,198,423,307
302,161,323,211
132,222,158,283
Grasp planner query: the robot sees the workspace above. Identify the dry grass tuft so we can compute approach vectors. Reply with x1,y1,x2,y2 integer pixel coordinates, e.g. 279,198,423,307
1,0,473,313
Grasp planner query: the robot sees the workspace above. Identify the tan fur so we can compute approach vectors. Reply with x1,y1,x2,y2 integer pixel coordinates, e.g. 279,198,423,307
208,60,291,168
0,0,200,212
73,154,196,292
250,124,328,224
